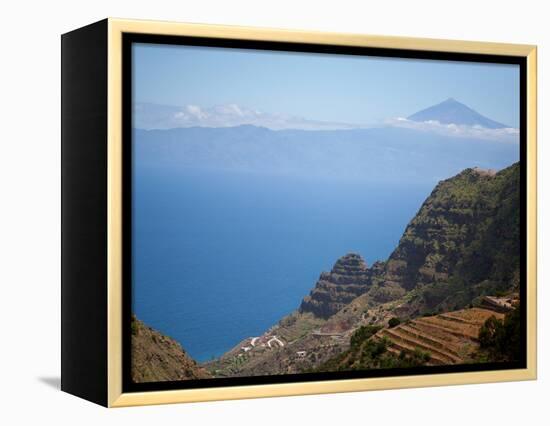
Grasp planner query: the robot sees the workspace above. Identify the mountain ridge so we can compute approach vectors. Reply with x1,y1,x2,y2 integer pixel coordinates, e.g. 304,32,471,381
135,125,518,184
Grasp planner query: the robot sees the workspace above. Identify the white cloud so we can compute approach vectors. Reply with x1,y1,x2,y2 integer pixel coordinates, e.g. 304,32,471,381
181,105,209,120
385,117,519,142
134,102,521,142
134,102,359,131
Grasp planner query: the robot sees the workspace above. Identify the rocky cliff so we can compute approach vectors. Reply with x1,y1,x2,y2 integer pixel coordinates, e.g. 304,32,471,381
131,316,211,383
370,162,520,314
299,253,374,318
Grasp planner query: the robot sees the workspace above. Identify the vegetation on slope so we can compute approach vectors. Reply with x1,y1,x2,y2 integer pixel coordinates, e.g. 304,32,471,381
476,306,522,362
379,163,520,315
313,325,431,373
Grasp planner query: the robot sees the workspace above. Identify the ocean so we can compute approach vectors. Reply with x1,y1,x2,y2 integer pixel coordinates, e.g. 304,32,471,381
132,168,433,362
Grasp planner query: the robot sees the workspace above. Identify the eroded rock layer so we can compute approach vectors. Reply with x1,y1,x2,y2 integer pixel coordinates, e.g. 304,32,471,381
299,253,373,318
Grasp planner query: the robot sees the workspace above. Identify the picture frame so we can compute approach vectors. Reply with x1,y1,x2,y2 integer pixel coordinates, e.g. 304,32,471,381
61,18,537,407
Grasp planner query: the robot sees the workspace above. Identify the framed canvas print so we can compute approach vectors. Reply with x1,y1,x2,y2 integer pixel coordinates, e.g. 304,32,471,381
61,18,537,407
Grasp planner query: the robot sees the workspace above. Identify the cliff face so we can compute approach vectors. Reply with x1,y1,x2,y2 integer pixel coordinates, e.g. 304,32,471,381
299,253,373,319
131,316,211,383
369,163,520,314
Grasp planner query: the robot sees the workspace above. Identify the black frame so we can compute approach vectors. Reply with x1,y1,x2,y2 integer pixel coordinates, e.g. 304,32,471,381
121,33,528,394
61,19,109,406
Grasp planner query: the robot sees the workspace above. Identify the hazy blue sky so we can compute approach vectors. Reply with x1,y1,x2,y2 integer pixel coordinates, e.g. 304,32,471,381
133,43,520,128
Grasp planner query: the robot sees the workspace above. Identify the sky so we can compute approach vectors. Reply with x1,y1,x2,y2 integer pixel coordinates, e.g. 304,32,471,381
133,42,520,128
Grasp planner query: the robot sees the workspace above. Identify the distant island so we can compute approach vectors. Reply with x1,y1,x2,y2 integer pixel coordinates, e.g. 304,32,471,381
132,161,521,381
133,98,519,190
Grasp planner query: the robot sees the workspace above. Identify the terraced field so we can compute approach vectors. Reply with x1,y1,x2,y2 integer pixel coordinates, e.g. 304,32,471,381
373,307,505,365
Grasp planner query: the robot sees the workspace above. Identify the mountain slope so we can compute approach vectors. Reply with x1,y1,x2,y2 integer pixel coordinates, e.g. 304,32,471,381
408,98,508,129
382,162,520,312
131,316,211,383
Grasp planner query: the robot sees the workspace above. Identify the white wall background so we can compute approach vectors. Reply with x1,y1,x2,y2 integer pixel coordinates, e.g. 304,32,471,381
0,0,546,424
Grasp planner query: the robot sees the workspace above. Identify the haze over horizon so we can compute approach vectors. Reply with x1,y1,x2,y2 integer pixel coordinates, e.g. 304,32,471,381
134,97,520,143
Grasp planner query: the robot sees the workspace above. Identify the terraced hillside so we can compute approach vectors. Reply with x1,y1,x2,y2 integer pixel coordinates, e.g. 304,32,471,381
373,307,505,365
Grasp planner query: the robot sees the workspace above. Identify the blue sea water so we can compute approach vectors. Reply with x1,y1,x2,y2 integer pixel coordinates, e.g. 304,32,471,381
132,168,433,362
